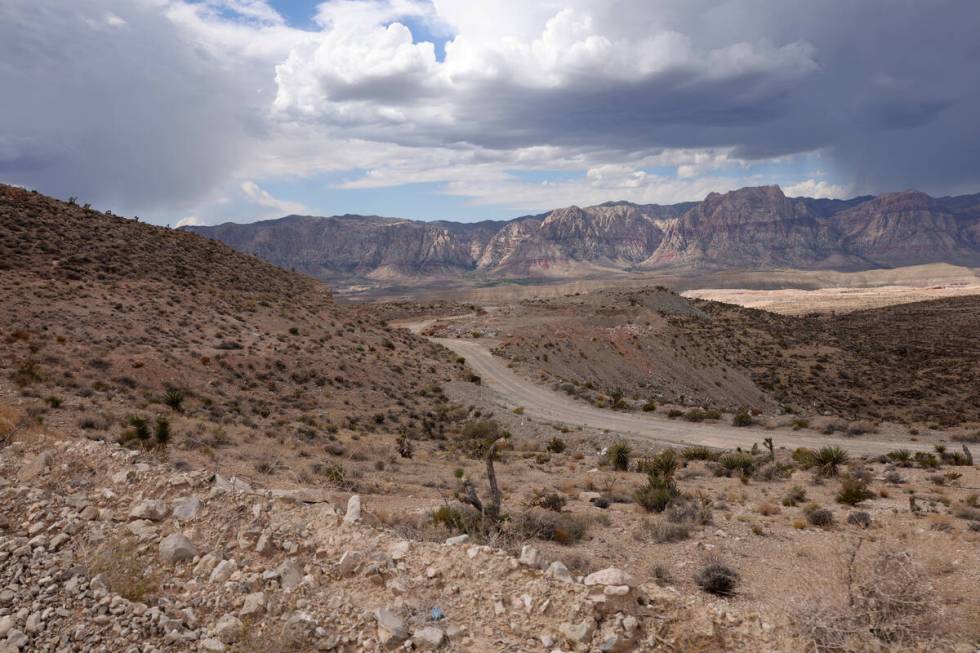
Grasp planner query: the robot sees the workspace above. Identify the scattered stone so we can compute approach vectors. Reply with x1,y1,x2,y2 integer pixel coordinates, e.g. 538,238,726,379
214,614,244,643
559,619,596,646
159,533,198,563
172,496,202,521
546,561,574,583
17,451,52,482
343,495,361,524
277,559,303,590
209,559,237,583
199,637,225,652
518,545,544,569
129,499,168,521
240,592,267,617
444,534,469,545
584,568,633,587
374,608,408,649
413,626,445,650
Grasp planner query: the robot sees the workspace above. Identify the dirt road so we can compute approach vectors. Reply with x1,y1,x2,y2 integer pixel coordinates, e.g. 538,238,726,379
398,318,930,455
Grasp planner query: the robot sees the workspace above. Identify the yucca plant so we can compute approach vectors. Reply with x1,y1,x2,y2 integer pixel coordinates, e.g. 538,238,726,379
814,446,849,477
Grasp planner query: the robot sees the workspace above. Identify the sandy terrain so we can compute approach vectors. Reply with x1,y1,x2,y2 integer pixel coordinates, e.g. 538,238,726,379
684,282,980,315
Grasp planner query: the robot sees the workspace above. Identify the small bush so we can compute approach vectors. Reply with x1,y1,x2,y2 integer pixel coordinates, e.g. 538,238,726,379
782,485,807,507
636,449,678,479
792,447,817,469
732,411,753,427
546,437,567,453
642,400,657,412
529,491,567,512
634,475,678,513
695,562,739,596
719,451,756,476
646,520,690,543
162,388,185,412
847,511,872,528
814,446,849,477
125,415,150,442
606,441,631,471
153,417,170,446
804,504,834,527
681,446,717,461
887,449,914,467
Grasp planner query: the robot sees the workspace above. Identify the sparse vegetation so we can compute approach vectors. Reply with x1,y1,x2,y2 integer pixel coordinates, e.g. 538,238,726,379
695,561,739,596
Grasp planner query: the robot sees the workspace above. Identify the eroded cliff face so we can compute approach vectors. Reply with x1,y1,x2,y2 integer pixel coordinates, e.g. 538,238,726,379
185,186,980,283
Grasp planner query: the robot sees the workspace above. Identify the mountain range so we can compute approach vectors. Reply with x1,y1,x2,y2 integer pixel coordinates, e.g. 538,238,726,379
183,186,980,288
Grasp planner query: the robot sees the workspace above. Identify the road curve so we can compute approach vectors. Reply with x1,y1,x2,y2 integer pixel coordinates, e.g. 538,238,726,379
423,334,930,456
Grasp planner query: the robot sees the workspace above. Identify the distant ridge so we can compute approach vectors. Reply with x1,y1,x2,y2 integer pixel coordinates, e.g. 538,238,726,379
183,185,980,287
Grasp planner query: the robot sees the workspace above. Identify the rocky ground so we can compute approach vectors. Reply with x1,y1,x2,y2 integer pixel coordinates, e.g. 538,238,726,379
0,434,788,653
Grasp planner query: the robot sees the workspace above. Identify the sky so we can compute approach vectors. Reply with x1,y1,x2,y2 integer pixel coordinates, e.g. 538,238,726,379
1,1,978,226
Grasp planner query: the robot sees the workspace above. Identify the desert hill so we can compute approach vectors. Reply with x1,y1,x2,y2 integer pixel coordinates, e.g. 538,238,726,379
184,186,980,293
423,288,980,427
0,183,467,465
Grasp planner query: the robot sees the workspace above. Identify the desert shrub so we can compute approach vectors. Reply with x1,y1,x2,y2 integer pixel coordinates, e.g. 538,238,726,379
666,495,713,526
313,462,356,490
719,451,756,476
732,411,753,427
753,462,793,481
792,418,810,430
667,409,683,419
793,547,945,653
636,449,678,478
792,447,817,469
529,491,567,512
804,504,834,527
460,419,508,458
514,510,589,545
396,433,414,458
546,437,567,453
606,441,631,471
153,416,170,446
642,400,657,412
912,451,940,469
86,536,160,603
884,470,904,484
695,561,739,596
646,520,690,543
162,388,185,412
681,446,717,461
887,449,914,467
814,446,849,477
124,415,150,442
847,511,872,528
782,485,807,507
835,475,874,506
684,408,707,422
635,473,679,513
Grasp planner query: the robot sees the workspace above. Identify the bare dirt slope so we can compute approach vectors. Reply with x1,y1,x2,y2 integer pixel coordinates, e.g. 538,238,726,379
418,288,980,428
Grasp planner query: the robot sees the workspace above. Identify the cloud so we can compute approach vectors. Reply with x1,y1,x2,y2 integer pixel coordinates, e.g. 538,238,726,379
1,0,979,223
783,179,848,200
240,180,309,214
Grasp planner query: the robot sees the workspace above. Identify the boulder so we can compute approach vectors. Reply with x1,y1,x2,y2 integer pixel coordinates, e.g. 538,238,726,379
18,451,52,482
209,559,237,583
159,533,198,564
129,499,168,522
343,495,361,524
214,614,243,643
374,608,408,649
413,626,445,650
172,496,202,521
584,568,633,587
276,559,303,590
240,592,266,617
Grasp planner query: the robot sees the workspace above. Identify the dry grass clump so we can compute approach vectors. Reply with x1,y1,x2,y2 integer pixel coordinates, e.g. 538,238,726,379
791,544,948,652
86,536,160,603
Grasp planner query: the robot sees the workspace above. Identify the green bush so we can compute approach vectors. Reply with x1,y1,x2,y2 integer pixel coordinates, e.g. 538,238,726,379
695,562,739,596
163,388,185,412
546,437,567,453
636,449,679,479
719,451,756,476
814,446,849,476
732,411,753,427
606,441,631,471
682,446,718,461
836,475,874,506
154,417,170,446
782,485,807,507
